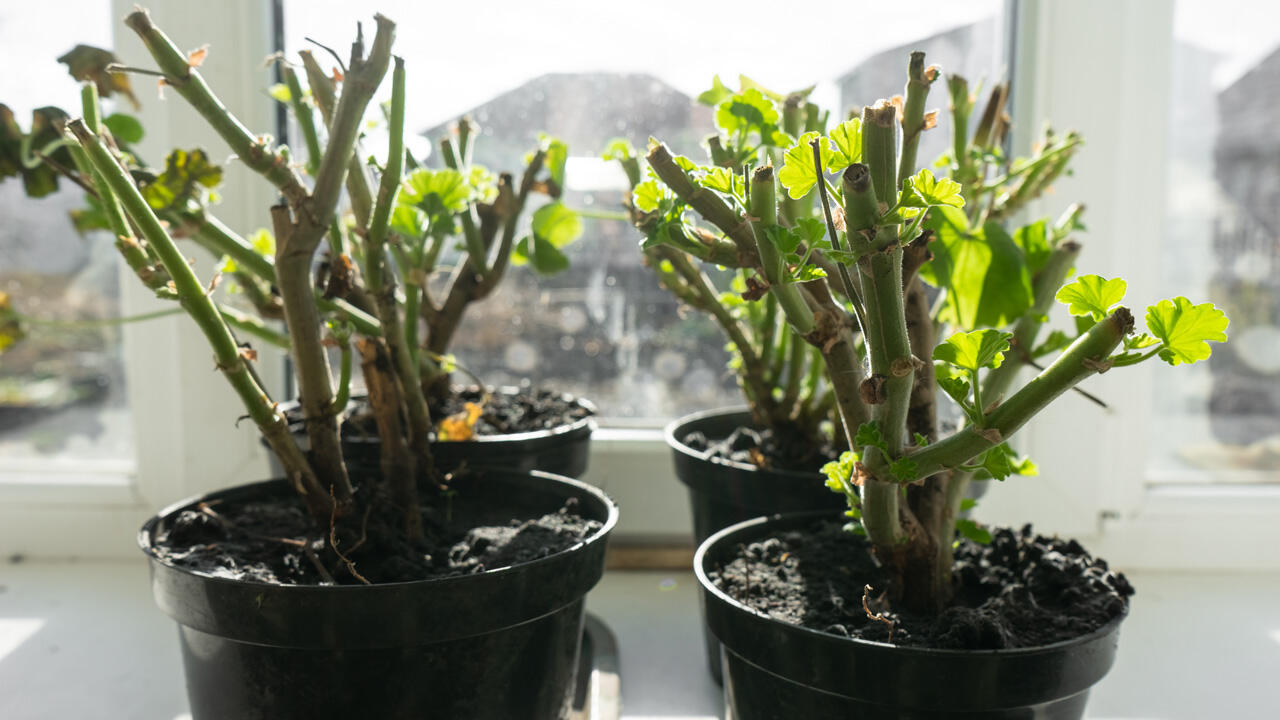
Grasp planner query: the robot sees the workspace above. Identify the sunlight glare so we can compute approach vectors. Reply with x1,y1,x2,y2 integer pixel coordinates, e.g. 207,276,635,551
0,618,45,662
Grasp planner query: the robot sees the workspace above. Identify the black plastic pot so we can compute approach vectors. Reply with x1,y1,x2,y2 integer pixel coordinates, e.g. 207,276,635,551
667,407,847,683
139,469,617,720
667,407,846,545
282,387,596,478
696,512,1127,719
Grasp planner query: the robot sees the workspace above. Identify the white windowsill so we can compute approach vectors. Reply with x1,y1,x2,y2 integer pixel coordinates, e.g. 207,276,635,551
0,562,1275,719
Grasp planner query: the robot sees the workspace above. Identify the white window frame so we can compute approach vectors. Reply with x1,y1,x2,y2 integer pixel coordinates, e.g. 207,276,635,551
4,0,1277,569
0,0,284,558
976,0,1280,570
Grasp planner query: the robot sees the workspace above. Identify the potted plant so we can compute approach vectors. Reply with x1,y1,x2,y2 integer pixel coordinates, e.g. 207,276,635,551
8,34,596,480
609,72,1088,683
10,12,617,718
636,53,1227,716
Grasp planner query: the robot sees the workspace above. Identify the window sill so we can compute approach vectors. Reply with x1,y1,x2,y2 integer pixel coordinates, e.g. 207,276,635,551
0,561,1275,719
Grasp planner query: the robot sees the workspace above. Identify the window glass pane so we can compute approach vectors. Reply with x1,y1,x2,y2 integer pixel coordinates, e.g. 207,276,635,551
1150,0,1280,483
284,0,1005,424
0,2,133,473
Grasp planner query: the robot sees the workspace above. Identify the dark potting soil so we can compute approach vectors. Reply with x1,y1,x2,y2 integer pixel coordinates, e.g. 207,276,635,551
709,519,1133,650
682,425,837,473
338,386,591,440
150,481,601,586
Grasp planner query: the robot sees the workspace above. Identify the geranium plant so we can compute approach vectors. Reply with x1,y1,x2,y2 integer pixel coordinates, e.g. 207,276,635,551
0,10,589,552
4,26,581,447
625,55,1227,612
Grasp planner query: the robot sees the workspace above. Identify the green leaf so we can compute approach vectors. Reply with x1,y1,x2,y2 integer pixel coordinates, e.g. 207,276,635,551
854,422,888,453
777,131,831,200
102,113,144,145
1144,297,1229,366
513,234,570,274
1056,274,1127,322
1013,219,1051,274
541,135,569,190
827,118,862,169
247,228,275,257
955,518,993,544
789,264,827,282
0,291,25,355
936,373,972,408
933,329,1013,373
267,83,291,103
904,168,965,208
821,450,860,495
701,166,736,194
919,208,1034,330
390,205,426,238
767,225,802,254
530,234,570,274
889,457,918,483
468,164,498,204
400,167,471,217
601,137,637,163
57,44,139,109
531,202,582,248
633,180,666,213
979,443,1038,481
715,88,779,138
697,75,734,106
140,148,223,211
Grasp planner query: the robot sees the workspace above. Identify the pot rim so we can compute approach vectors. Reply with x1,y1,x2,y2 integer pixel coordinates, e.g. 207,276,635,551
664,406,819,480
284,386,598,446
138,469,618,592
694,510,1129,659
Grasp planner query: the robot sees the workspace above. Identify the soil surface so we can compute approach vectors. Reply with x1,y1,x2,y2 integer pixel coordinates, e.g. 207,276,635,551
709,519,1133,649
327,386,591,440
150,477,602,586
682,425,837,473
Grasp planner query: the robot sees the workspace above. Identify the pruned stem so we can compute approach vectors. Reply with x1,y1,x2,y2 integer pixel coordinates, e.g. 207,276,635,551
909,308,1134,479
66,119,332,520
363,56,435,489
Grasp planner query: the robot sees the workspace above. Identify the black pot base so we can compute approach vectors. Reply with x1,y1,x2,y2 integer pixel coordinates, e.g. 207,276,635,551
141,471,617,720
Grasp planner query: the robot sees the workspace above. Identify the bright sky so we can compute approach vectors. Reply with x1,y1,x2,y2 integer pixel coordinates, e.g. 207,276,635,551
284,0,1001,131
1174,0,1280,88
2,1,1277,130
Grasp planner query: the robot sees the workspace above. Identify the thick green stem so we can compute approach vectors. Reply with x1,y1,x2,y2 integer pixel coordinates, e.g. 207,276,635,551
271,205,352,504
76,85,166,290
750,167,814,335
898,52,935,184
948,75,973,183
124,9,308,206
911,308,1134,479
217,305,290,349
283,65,322,176
331,341,353,413
67,119,332,519
781,95,812,224
862,101,898,204
646,142,759,264
364,57,434,489
845,107,911,548
174,210,380,336
983,240,1082,402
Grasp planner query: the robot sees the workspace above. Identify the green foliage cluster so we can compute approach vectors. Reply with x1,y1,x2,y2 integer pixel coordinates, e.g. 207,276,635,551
615,60,1226,610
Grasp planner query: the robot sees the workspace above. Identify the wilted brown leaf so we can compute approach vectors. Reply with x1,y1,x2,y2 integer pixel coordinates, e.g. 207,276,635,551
57,44,140,110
